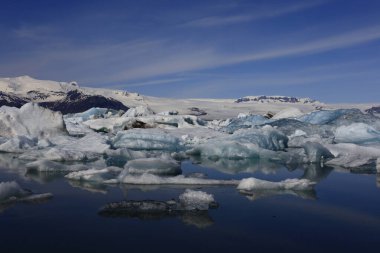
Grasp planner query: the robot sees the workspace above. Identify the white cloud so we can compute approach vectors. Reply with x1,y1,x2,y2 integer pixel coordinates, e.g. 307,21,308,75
181,1,328,27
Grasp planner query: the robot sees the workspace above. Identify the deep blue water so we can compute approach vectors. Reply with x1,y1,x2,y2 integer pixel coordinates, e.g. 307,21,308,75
0,159,379,253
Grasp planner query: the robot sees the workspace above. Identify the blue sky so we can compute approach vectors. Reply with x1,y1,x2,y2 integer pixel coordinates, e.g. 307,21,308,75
1,0,380,102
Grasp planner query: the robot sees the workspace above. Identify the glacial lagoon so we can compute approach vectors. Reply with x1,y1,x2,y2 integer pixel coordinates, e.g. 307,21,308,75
1,156,379,253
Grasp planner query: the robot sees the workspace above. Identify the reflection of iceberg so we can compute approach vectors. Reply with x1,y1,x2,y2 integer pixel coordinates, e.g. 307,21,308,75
25,170,67,183
98,189,217,228
68,180,108,194
118,173,239,185
240,189,316,201
0,181,53,213
301,163,333,183
190,156,282,174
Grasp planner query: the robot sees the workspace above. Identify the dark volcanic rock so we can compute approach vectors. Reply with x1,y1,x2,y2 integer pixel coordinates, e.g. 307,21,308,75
38,90,129,114
188,107,207,116
0,91,28,108
365,106,380,115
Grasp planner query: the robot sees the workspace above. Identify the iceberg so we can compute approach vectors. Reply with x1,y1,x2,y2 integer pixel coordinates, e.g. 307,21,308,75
122,157,181,176
297,109,358,125
326,143,380,169
237,177,315,191
334,123,380,144
111,129,181,151
222,115,271,133
303,141,334,164
123,105,155,117
179,189,217,211
0,103,66,138
65,167,123,182
186,126,287,159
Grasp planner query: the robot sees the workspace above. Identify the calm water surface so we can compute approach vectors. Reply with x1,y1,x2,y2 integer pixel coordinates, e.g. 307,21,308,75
0,157,379,253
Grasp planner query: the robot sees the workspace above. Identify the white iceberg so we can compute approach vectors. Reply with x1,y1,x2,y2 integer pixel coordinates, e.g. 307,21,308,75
334,123,380,144
179,189,216,210
237,177,315,191
65,167,123,182
326,143,380,169
123,105,155,117
303,141,334,163
0,103,66,138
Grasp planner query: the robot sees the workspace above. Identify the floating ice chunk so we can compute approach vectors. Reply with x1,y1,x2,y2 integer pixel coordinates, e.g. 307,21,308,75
237,177,315,191
20,133,110,161
66,167,122,182
297,109,359,125
334,123,380,144
111,129,181,151
179,189,216,210
303,141,334,163
232,126,288,151
0,103,66,138
118,173,239,185
326,143,380,169
223,115,271,133
187,126,288,159
122,158,181,176
123,106,155,117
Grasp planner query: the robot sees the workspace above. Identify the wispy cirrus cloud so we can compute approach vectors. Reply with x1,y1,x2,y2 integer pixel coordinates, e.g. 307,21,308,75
1,24,380,87
108,24,380,83
181,0,328,27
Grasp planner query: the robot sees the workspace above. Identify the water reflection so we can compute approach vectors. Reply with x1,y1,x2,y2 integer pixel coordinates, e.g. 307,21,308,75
98,199,216,228
240,189,317,201
68,180,108,194
190,156,282,174
300,164,334,183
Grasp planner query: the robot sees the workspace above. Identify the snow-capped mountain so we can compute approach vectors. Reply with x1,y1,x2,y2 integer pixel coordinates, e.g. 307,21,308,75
0,76,132,114
0,76,375,118
235,95,318,104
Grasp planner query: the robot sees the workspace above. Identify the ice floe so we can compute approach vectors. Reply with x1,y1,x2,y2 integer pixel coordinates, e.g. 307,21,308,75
237,177,315,191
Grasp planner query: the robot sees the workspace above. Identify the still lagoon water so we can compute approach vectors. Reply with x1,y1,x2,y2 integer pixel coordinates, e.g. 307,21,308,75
0,156,379,253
